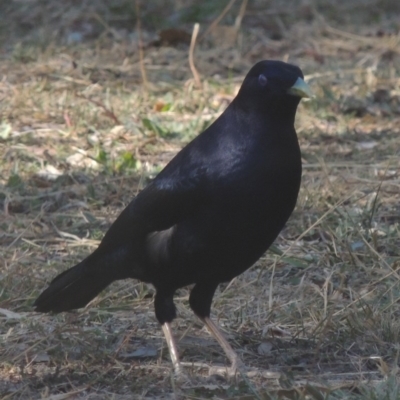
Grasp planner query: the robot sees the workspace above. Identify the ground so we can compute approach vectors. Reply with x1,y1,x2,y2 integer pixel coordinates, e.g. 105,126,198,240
1,1,400,399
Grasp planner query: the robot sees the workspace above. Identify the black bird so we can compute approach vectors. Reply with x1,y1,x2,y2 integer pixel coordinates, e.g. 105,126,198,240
34,60,312,375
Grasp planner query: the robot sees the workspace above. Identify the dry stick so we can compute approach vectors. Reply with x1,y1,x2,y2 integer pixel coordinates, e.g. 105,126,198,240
234,0,248,32
332,269,398,318
75,93,121,124
219,195,353,299
135,0,148,91
316,11,400,53
189,23,201,89
93,12,113,37
276,191,357,262
268,257,277,312
379,277,400,313
329,206,400,317
201,0,237,40
325,23,398,47
362,235,400,281
6,211,43,249
12,320,71,362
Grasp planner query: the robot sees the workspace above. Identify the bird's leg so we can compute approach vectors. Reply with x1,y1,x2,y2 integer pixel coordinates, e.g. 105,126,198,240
189,283,242,377
155,290,185,377
201,316,243,376
161,322,184,376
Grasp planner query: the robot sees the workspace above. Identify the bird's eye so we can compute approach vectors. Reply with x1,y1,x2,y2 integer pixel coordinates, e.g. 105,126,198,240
258,74,268,86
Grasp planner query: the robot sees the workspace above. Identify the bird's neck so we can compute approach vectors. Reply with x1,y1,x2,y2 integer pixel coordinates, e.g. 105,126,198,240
230,99,299,145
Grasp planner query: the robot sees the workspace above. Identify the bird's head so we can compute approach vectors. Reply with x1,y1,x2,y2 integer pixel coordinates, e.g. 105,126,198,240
236,60,313,115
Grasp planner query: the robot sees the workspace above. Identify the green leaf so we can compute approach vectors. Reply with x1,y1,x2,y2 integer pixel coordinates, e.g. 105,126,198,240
142,117,168,137
116,152,138,172
7,174,23,188
96,148,107,164
282,256,310,269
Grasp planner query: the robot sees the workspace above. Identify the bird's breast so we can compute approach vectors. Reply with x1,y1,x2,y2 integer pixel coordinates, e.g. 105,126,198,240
167,151,301,284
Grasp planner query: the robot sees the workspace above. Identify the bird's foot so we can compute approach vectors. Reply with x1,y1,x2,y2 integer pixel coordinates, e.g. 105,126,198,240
208,358,244,381
171,362,190,384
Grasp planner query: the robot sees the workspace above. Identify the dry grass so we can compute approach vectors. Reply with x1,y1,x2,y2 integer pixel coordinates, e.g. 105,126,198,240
1,1,400,399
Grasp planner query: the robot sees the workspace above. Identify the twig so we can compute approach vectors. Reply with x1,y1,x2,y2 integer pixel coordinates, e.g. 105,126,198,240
50,220,84,242
135,0,148,91
6,211,43,249
201,0,237,40
234,0,248,32
189,23,201,89
75,93,121,124
317,13,400,54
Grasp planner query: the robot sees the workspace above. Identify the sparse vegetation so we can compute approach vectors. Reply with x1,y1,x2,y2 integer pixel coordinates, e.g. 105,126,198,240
1,1,400,399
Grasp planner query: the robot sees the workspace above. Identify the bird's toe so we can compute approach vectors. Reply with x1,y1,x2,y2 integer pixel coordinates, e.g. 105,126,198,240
172,365,189,383
208,359,245,381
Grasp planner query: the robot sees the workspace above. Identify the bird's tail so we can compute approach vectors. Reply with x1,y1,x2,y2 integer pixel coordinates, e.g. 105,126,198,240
34,253,116,313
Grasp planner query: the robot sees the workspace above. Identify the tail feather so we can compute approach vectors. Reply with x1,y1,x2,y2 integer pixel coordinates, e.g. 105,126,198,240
34,257,114,313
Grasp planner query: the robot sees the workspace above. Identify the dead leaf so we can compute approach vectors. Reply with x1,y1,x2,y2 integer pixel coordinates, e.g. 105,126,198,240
257,341,273,355
0,308,22,319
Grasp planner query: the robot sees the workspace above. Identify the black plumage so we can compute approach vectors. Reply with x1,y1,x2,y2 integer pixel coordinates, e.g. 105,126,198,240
34,60,312,375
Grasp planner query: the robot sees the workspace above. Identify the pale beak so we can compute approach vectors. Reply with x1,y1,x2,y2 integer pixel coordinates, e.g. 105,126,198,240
287,77,314,98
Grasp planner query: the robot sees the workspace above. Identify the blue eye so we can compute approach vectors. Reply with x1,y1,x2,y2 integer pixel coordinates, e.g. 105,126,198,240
258,74,268,86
